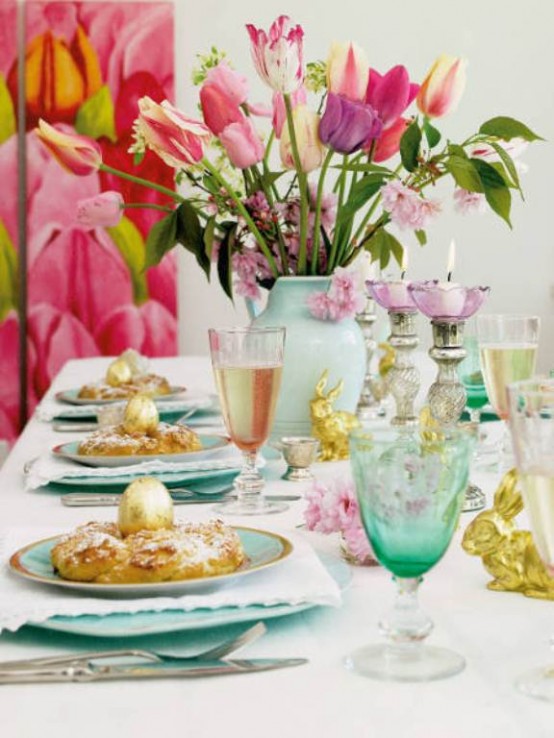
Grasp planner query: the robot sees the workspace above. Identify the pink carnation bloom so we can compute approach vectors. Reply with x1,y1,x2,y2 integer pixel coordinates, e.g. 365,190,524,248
341,524,375,563
304,477,360,533
453,188,486,215
308,267,365,321
306,291,331,320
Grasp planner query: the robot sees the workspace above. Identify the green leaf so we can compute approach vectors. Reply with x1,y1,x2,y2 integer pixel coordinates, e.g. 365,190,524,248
336,174,385,225
415,229,427,246
133,150,145,166
203,216,217,262
0,219,18,321
217,224,236,300
0,74,16,145
400,120,422,172
471,158,512,226
332,162,392,175
366,229,405,270
176,201,210,278
145,211,178,268
106,217,148,305
423,121,441,149
75,85,116,142
479,116,544,142
447,143,467,159
485,141,522,194
445,155,483,193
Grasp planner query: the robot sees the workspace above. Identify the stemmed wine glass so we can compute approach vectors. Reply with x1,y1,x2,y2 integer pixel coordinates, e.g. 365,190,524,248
476,314,540,469
346,427,472,681
507,377,554,701
208,326,286,515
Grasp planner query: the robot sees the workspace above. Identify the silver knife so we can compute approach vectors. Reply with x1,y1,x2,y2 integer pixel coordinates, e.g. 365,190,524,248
61,492,301,507
53,422,99,432
0,658,308,684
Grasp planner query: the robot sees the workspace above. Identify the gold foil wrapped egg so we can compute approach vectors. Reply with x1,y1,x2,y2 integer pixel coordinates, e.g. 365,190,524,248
123,393,159,434
118,477,174,537
106,358,132,387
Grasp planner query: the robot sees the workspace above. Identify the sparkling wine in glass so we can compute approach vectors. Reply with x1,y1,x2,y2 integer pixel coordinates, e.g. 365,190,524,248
209,327,286,515
508,377,554,701
346,427,472,682
477,314,540,468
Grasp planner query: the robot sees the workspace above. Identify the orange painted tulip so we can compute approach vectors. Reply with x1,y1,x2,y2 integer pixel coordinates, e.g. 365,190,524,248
36,120,102,176
417,55,466,118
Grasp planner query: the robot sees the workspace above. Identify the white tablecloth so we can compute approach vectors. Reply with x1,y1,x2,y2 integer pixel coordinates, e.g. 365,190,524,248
0,356,552,738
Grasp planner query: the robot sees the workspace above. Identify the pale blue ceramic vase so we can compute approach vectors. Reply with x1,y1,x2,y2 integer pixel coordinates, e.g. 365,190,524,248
252,276,366,440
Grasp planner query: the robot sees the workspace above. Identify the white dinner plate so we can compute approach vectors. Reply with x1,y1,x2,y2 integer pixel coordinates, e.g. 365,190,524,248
9,527,293,597
52,434,231,468
55,386,187,406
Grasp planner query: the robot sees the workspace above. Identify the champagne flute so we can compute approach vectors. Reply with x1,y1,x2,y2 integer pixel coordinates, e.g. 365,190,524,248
208,326,286,515
508,377,554,701
346,427,472,681
476,314,540,469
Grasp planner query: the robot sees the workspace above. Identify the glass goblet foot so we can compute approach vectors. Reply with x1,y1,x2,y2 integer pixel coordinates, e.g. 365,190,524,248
214,451,288,516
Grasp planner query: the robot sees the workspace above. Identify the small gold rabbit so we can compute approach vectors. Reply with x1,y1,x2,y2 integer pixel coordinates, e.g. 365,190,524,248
310,370,360,461
462,469,554,599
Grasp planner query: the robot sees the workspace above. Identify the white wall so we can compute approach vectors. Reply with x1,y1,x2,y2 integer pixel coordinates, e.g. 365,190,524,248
176,0,554,369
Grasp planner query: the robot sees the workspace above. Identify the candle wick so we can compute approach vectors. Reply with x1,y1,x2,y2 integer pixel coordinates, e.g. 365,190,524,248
447,271,452,283
400,271,406,281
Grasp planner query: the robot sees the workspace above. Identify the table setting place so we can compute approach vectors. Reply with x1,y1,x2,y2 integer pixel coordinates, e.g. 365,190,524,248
1,10,554,737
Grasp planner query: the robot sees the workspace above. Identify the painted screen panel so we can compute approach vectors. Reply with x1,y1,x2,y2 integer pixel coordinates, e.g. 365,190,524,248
23,1,177,414
0,0,20,443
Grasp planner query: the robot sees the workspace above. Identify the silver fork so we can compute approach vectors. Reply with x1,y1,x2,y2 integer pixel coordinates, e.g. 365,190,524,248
0,621,266,671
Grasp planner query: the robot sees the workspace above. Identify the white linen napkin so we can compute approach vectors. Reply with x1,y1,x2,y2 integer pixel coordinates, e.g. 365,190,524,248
0,527,342,633
25,447,248,490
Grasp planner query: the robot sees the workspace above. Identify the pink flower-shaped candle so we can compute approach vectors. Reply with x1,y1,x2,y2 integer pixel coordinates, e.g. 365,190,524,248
408,280,489,321
367,279,418,313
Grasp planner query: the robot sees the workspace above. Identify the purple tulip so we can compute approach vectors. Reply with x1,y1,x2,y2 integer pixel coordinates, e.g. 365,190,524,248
319,92,382,155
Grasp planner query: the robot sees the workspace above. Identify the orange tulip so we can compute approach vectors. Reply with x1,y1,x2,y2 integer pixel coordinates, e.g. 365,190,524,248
10,25,102,128
417,55,466,118
36,120,102,176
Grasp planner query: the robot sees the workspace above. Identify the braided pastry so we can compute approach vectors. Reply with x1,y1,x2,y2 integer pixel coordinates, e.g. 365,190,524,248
78,373,173,400
77,422,202,456
51,520,246,584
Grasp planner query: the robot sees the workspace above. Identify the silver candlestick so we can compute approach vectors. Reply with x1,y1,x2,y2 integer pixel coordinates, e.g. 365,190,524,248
387,311,420,427
355,296,383,420
427,320,467,427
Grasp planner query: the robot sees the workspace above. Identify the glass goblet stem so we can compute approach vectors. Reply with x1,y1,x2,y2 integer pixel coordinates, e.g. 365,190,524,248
379,577,433,647
235,449,264,498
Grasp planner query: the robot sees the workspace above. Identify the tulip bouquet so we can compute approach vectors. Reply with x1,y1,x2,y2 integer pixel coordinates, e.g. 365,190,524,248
36,15,541,303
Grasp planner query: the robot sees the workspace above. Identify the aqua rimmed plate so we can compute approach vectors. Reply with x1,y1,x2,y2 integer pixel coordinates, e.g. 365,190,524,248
27,554,350,638
55,387,187,406
52,434,231,468
10,527,293,597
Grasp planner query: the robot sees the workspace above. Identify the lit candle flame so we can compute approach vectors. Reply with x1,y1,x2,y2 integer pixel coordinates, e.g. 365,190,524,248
400,247,409,280
447,239,456,281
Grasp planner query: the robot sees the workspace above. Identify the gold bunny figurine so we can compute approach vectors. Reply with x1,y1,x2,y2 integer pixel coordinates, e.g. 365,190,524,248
310,370,360,461
462,469,554,599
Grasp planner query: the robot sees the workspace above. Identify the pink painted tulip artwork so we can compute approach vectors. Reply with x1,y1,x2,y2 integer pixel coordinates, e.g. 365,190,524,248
35,13,541,317
24,2,177,410
0,0,20,443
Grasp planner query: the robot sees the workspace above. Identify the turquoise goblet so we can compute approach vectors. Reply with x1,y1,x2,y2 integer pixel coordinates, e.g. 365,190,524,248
346,428,472,682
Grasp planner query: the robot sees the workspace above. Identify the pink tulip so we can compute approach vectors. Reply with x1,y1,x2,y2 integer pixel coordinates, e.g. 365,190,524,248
200,83,243,136
272,86,307,138
280,105,325,173
205,62,249,107
36,120,102,176
365,66,419,129
246,15,304,94
77,191,124,228
326,41,369,103
219,117,265,169
94,300,177,356
135,96,211,168
371,117,409,162
417,55,466,118
0,311,20,441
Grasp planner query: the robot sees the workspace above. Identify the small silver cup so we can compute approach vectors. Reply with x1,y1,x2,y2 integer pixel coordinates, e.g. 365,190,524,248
279,436,319,482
